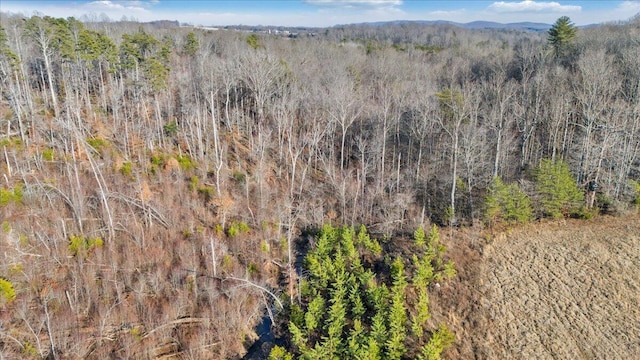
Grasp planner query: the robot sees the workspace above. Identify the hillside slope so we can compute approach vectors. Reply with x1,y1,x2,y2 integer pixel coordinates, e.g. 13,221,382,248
480,216,640,359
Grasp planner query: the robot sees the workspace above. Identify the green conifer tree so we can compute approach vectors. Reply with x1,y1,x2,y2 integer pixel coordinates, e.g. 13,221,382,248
536,159,584,218
414,225,427,247
386,258,408,359
485,177,533,225
183,31,199,56
419,324,455,360
548,16,577,59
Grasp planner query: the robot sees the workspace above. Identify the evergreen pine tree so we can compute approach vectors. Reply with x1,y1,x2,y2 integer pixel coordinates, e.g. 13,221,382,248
419,324,455,360
183,31,199,56
386,258,408,359
536,159,584,218
485,177,533,225
548,16,577,59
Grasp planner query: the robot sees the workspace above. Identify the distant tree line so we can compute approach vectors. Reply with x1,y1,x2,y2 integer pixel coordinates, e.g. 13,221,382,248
2,14,639,229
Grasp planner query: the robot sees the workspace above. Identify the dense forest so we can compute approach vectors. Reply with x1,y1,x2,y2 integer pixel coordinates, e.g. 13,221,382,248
1,11,639,359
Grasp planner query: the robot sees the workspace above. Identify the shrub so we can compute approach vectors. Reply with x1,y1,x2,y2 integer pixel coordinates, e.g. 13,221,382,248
1,221,10,233
535,159,584,218
238,221,250,233
68,235,85,256
175,154,195,171
22,342,38,357
227,221,250,237
192,176,216,201
130,326,143,341
0,184,23,207
120,161,133,177
573,205,596,219
68,235,104,257
87,137,107,152
150,153,165,167
163,121,178,136
260,240,270,253
42,147,55,161
198,185,216,202
188,175,199,191
231,171,246,184
181,229,193,239
149,153,167,174
0,278,16,305
485,177,533,225
222,254,233,272
9,263,23,275
247,262,259,276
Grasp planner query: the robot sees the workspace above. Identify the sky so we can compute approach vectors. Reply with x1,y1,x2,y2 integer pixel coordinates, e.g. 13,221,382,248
2,0,639,27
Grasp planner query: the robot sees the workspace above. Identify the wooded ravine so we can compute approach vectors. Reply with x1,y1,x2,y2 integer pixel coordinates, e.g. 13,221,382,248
1,13,639,359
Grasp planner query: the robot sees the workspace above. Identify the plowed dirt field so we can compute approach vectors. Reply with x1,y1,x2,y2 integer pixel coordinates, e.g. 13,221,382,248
434,215,640,359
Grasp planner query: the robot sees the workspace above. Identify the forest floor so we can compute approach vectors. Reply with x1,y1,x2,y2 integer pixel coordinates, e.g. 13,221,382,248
432,213,640,360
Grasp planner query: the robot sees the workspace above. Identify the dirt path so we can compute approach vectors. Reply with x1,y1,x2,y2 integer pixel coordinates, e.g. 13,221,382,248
478,216,640,359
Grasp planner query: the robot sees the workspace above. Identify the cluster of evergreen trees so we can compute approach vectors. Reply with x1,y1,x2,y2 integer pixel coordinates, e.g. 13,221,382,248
272,224,455,359
484,158,586,225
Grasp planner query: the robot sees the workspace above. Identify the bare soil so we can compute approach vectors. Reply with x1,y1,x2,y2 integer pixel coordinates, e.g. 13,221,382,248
433,214,640,360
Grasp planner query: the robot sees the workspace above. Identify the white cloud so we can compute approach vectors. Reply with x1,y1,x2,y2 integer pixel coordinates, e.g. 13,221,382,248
305,0,402,7
488,1,581,13
87,0,156,11
616,1,640,14
88,1,125,9
428,9,468,17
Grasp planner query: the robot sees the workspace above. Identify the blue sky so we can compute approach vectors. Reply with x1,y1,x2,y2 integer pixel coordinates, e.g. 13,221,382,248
2,1,639,27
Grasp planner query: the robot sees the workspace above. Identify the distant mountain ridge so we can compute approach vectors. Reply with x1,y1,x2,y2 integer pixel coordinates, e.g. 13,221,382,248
337,19,605,31
460,20,552,30
339,20,553,31
203,19,603,33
